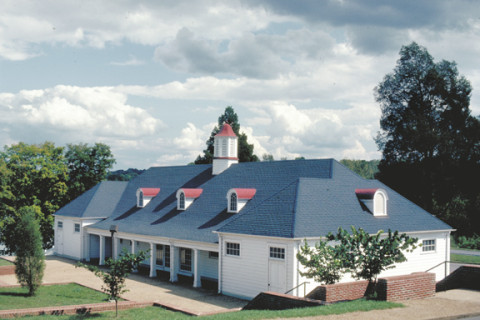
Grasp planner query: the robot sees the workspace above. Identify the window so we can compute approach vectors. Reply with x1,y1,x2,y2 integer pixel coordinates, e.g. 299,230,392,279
209,251,219,259
165,245,171,268
178,192,185,210
74,223,80,233
156,244,164,265
269,247,285,260
180,248,192,271
422,239,436,252
58,221,63,228
230,193,237,212
226,242,240,256
138,190,144,207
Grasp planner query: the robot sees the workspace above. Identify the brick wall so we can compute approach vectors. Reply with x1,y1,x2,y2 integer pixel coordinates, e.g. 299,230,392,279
243,291,324,310
436,265,480,291
306,280,369,302
377,272,436,301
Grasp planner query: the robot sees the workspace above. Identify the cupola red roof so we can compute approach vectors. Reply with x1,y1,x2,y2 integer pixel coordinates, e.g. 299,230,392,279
234,188,257,199
355,188,378,199
216,123,237,137
181,188,203,198
140,188,160,197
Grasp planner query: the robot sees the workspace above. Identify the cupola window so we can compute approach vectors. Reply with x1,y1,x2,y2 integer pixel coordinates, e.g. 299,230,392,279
176,188,203,210
227,188,256,213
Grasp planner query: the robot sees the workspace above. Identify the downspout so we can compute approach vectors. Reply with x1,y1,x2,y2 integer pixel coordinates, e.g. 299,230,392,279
218,234,223,294
445,231,450,279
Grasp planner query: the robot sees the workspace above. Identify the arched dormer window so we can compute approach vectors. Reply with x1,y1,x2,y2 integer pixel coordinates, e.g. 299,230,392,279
227,188,256,213
137,188,160,208
179,192,185,210
230,193,237,212
355,188,388,216
176,188,203,210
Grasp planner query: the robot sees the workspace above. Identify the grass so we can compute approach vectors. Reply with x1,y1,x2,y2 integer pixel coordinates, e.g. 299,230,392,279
0,283,109,310
0,258,13,266
19,299,403,319
451,253,480,264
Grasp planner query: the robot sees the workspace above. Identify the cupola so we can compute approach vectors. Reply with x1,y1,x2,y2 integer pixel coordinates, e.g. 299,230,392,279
136,188,160,208
212,123,238,175
355,188,388,216
176,188,203,210
227,188,256,213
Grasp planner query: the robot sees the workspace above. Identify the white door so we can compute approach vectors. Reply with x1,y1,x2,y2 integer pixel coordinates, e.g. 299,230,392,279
56,224,64,255
268,246,286,293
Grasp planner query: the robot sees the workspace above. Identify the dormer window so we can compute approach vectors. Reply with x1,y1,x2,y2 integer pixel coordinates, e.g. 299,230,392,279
355,188,388,216
227,188,256,213
176,188,203,210
136,188,160,208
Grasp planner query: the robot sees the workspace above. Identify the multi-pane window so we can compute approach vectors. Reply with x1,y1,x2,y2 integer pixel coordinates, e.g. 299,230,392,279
422,239,436,252
230,193,237,212
165,245,171,268
209,251,219,259
58,221,63,228
269,247,285,260
179,192,185,210
74,223,80,233
226,242,240,256
156,244,164,265
180,248,192,271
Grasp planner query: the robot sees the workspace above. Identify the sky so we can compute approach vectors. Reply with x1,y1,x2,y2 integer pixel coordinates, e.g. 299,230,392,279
1,1,480,170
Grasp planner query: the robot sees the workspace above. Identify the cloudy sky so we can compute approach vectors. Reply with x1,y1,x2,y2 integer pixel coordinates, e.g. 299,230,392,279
1,1,479,169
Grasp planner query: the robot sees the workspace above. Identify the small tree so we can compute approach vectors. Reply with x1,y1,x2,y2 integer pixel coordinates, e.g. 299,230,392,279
297,238,346,285
77,249,148,317
14,206,46,296
329,226,418,296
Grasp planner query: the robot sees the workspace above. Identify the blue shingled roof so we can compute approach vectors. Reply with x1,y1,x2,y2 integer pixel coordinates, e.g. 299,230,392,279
75,159,450,243
55,181,128,218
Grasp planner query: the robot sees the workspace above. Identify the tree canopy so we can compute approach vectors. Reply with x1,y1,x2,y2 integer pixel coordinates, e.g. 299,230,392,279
194,106,259,164
0,142,116,252
375,42,480,234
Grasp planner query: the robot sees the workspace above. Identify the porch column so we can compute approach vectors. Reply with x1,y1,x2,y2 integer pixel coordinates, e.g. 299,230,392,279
149,243,157,278
131,240,137,272
113,236,119,260
193,249,201,288
169,245,178,282
84,232,90,262
99,235,105,266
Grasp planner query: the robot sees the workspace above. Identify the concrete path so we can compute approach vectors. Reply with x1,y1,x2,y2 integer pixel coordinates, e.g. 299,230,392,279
0,255,246,316
451,249,480,257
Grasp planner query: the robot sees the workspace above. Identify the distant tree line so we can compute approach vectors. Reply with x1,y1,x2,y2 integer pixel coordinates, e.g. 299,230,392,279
107,168,146,181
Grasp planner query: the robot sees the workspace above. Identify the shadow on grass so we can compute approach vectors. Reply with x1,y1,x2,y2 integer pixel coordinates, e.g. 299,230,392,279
0,291,29,297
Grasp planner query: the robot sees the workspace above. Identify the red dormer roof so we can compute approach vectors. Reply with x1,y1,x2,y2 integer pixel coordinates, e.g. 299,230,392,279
355,188,378,199
216,123,237,137
234,188,257,199
181,188,203,198
140,188,160,197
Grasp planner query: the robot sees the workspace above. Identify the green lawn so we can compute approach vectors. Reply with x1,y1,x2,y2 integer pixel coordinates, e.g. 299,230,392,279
451,253,480,264
20,299,403,319
0,258,13,266
0,283,109,310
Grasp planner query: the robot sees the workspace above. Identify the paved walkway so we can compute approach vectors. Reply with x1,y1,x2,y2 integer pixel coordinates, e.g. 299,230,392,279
451,249,480,257
1,255,480,319
0,255,246,316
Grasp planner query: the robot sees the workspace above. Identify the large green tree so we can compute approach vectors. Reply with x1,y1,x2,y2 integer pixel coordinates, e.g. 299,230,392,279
14,206,46,296
0,142,68,250
65,143,116,201
194,106,259,164
375,42,480,234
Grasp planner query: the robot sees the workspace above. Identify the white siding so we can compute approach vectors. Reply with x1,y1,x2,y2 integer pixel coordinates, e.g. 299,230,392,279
54,217,82,260
220,234,295,300
297,231,450,296
198,250,218,279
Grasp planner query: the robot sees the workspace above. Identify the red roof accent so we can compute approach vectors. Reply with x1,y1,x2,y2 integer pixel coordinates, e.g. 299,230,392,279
140,188,160,197
234,188,256,199
355,188,378,199
181,188,203,198
214,156,239,160
215,123,237,137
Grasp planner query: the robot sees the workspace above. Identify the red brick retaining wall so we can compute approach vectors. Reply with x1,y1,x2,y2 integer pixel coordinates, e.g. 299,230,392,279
377,272,436,301
243,291,324,310
306,280,369,302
